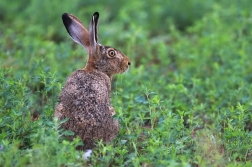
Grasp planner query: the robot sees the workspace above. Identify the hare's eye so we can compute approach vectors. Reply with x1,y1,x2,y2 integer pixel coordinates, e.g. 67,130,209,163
108,50,116,57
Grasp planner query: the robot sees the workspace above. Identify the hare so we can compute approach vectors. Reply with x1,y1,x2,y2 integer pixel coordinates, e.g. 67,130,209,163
55,12,131,150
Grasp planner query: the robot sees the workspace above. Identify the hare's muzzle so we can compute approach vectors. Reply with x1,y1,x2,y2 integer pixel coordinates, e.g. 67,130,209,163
124,60,131,73
124,57,131,71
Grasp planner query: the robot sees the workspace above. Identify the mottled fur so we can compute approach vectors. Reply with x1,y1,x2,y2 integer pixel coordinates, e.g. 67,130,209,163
55,12,130,149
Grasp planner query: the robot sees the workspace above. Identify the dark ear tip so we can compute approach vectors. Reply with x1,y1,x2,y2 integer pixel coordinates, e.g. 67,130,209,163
93,12,99,18
62,13,69,20
62,13,72,27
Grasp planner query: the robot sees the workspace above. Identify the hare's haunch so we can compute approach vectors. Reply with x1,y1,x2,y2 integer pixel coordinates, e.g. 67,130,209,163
55,12,130,150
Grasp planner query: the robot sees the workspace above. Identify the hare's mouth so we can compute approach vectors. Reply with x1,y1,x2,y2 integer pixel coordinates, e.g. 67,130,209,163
125,67,130,73
121,65,129,73
119,59,130,74
122,61,130,73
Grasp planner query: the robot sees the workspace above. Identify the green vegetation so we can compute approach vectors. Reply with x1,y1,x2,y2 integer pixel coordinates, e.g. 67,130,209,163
1,0,252,166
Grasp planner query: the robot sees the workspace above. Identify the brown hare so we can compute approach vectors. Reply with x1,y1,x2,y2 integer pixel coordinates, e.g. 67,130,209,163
55,12,130,153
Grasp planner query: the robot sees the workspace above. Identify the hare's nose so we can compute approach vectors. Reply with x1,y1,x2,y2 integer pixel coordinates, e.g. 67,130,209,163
128,62,131,66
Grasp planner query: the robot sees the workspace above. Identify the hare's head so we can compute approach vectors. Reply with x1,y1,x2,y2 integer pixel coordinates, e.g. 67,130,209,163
62,12,131,78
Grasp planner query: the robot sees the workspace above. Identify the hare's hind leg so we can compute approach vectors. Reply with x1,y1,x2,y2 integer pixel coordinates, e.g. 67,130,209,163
83,149,92,160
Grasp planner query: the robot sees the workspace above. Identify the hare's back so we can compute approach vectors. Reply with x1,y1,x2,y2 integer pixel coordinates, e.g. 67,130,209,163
58,70,110,113
55,70,117,149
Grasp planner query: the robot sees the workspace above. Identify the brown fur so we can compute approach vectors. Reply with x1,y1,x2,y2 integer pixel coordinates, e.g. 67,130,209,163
55,12,130,149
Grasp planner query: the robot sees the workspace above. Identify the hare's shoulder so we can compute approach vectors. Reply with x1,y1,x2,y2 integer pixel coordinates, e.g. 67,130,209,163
55,69,111,118
67,69,111,89
59,70,111,101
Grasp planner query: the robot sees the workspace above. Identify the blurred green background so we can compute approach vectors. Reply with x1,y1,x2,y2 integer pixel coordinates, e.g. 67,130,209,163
0,0,252,166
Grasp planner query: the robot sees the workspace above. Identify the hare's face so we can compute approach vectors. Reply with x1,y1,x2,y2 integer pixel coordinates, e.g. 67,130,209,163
95,46,131,76
62,12,131,77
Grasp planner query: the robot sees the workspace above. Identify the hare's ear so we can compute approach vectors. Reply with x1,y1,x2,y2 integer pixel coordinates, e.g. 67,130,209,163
62,13,90,53
89,12,99,55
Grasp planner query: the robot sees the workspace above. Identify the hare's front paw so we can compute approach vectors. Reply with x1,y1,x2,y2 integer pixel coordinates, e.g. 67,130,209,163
109,106,116,116
55,103,64,118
